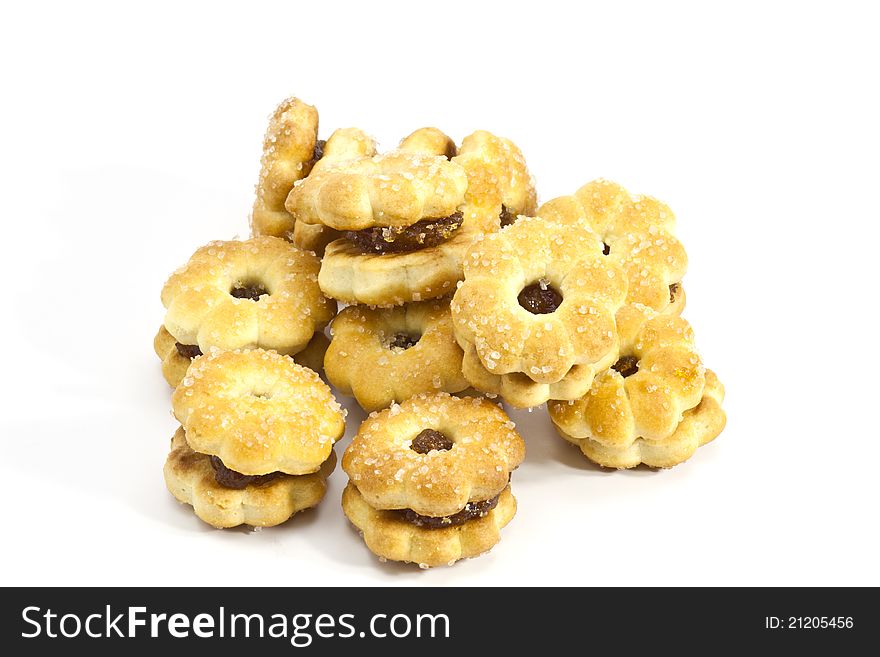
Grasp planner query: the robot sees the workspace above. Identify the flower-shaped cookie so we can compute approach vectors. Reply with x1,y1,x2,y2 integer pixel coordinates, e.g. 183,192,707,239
451,216,628,408
288,150,468,231
342,482,516,569
172,349,346,475
548,313,726,468
161,236,335,356
341,392,524,567
289,130,535,306
153,326,330,387
251,97,320,239
343,392,524,516
537,179,687,314
325,298,469,412
164,427,337,528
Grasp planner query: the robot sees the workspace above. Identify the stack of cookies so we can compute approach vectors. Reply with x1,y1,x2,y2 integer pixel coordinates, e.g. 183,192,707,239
153,96,726,568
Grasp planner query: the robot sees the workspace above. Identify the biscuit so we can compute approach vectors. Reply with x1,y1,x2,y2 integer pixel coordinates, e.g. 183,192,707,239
172,348,346,475
312,130,536,305
451,216,628,408
153,325,193,389
287,150,468,231
341,392,524,567
342,482,516,568
324,298,469,412
154,326,330,387
548,313,726,468
537,179,687,314
164,427,336,528
251,97,320,239
161,236,335,355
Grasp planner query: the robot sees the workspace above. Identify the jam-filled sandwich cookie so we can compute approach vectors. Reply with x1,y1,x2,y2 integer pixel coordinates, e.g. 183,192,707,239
324,298,469,412
537,179,687,317
158,236,335,375
153,326,329,387
451,216,628,408
250,96,376,246
548,313,726,469
288,130,534,306
341,392,525,568
166,348,346,527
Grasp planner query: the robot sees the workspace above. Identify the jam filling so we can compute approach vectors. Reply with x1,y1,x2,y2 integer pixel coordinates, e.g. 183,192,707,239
230,283,269,300
669,282,681,303
209,456,283,490
388,333,419,351
175,342,202,359
612,355,639,378
499,205,517,228
397,494,500,529
345,212,463,254
410,429,453,454
518,279,563,314
308,139,326,168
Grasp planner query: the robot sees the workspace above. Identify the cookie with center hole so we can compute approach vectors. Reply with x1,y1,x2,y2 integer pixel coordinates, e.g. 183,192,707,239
451,216,628,408
157,236,335,385
537,179,688,328
548,313,726,469
324,298,469,412
341,392,524,568
164,427,337,528
173,349,345,476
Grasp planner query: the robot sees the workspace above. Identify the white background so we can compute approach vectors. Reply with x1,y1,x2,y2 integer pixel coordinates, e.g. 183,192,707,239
2,1,878,586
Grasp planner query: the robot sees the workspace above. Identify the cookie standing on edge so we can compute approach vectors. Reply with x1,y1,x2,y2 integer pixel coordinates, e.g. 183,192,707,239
451,216,628,408
165,348,346,527
154,236,335,387
250,95,378,255
324,298,469,412
341,393,525,568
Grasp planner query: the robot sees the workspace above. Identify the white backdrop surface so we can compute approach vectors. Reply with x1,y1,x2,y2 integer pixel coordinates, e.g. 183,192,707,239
1,1,877,586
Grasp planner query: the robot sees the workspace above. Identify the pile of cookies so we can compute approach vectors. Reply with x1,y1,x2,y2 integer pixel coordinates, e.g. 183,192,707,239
154,96,726,568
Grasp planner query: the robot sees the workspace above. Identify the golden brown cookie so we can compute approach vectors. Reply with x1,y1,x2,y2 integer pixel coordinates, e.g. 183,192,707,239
548,313,726,468
251,97,320,239
287,150,467,231
342,483,516,569
153,326,330,387
164,427,336,528
324,298,469,412
297,130,535,306
160,237,335,356
537,179,687,314
172,349,346,475
153,325,193,389
451,216,628,408
341,392,525,567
